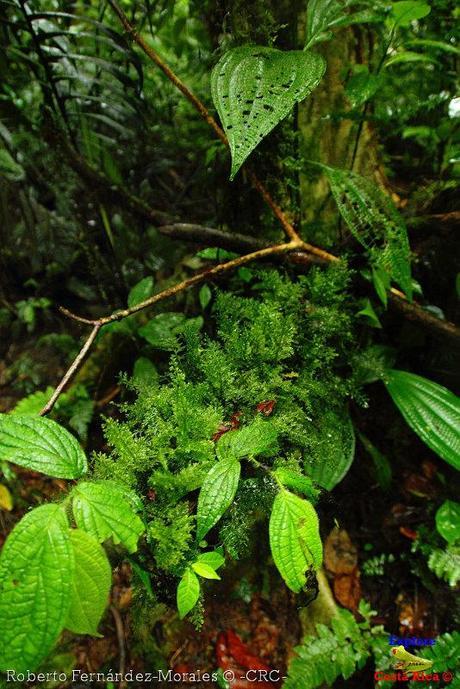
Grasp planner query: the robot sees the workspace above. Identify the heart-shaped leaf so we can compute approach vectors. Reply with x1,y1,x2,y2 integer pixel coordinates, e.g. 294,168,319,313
211,46,326,179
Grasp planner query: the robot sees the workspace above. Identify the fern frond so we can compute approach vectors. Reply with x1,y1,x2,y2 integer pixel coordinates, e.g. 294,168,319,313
285,609,382,689
323,165,413,299
428,546,460,587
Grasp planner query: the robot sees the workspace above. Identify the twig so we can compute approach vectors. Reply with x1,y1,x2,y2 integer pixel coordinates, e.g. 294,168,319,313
110,605,127,689
39,323,101,416
40,241,303,414
388,291,460,343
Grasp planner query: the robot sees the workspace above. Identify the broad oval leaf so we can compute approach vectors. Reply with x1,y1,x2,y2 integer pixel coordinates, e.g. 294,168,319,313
0,414,87,479
269,490,322,593
304,409,355,490
127,276,154,308
211,46,326,179
196,457,241,541
65,530,112,636
435,501,460,545
177,568,200,619
0,504,73,672
72,480,145,553
385,370,460,470
196,550,225,571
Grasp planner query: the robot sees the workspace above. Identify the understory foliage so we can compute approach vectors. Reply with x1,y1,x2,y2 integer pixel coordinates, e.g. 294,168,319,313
0,0,459,683
95,266,355,602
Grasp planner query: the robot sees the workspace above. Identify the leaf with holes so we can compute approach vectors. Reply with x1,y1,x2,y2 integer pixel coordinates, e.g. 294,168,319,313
0,505,73,672
196,458,241,541
177,568,200,619
0,414,87,479
269,490,322,592
385,370,460,470
72,480,145,553
323,165,413,299
65,530,111,636
211,46,325,179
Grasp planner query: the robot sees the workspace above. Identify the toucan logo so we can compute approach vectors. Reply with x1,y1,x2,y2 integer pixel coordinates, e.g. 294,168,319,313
391,645,434,673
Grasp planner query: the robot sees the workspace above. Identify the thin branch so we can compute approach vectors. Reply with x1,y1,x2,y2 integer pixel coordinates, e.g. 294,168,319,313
110,605,127,689
40,241,301,415
39,323,101,416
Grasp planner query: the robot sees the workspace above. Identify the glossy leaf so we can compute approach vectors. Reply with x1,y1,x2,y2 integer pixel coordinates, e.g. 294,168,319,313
269,490,322,592
0,414,87,479
435,501,460,545
0,505,73,672
211,46,325,179
196,457,241,540
385,370,460,470
177,568,200,619
65,530,111,636
72,480,145,553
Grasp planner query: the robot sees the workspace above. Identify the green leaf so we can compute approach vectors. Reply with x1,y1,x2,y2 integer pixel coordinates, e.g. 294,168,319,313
405,39,460,56
274,468,320,501
0,505,73,672
385,51,439,68
391,1,431,27
11,388,54,416
133,357,159,386
138,312,186,350
304,409,356,490
345,70,383,108
305,0,382,48
127,276,154,307
72,480,145,553
216,417,278,460
177,568,200,619
192,561,221,580
323,165,413,299
372,266,391,307
269,490,322,592
199,284,212,310
196,457,241,541
211,46,325,179
357,298,382,328
65,530,111,636
358,432,392,490
0,415,87,479
435,501,460,545
384,370,460,470
0,147,25,182
196,550,225,570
